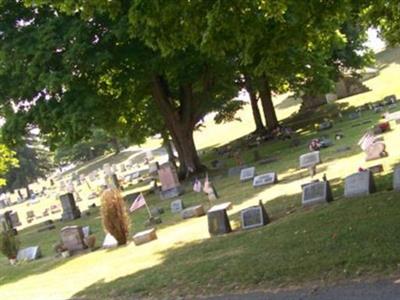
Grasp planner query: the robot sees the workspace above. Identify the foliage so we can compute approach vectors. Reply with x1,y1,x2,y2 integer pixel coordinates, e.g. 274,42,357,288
100,189,130,246
213,100,245,124
0,144,18,187
0,231,19,259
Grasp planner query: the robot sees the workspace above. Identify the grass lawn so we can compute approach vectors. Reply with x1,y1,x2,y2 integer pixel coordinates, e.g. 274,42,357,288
1,48,400,299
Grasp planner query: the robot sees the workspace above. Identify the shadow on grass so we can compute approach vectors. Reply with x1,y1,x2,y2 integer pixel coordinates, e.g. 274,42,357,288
71,171,400,299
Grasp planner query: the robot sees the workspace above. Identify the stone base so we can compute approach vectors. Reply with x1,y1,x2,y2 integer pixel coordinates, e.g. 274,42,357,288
160,186,184,200
61,208,81,221
133,228,157,246
181,205,205,219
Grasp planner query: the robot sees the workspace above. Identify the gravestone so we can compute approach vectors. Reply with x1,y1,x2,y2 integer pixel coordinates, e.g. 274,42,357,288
302,181,333,207
365,142,386,161
181,205,205,219
207,202,232,236
228,165,248,177
170,199,184,213
253,172,277,187
60,226,87,253
158,163,183,199
102,233,118,248
368,164,384,174
393,166,400,191
26,210,35,223
344,170,376,198
60,193,81,221
148,162,159,175
0,211,15,233
240,167,256,182
132,228,157,246
16,246,41,261
240,201,270,230
299,151,321,169
82,226,90,238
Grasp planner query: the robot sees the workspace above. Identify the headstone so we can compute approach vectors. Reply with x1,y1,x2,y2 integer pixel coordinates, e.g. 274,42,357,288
60,193,81,221
170,199,184,213
16,246,41,261
393,166,400,191
148,162,159,175
365,142,386,161
207,202,232,236
240,201,270,230
181,205,205,219
253,172,277,187
82,226,90,238
144,216,162,227
301,181,333,207
132,228,157,246
102,233,118,249
60,226,87,252
240,167,256,182
368,164,384,174
227,165,248,177
299,151,320,169
344,170,376,198
158,163,183,199
0,211,15,233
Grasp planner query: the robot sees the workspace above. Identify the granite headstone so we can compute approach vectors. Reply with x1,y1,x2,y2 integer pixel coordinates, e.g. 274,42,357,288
344,170,376,198
240,167,256,182
302,181,333,207
252,172,277,187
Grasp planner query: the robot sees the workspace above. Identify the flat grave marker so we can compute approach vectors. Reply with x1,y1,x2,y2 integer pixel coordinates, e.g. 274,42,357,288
228,165,248,177
102,233,118,249
133,228,157,246
170,199,184,213
16,246,41,261
240,167,256,182
253,172,277,187
299,151,321,169
181,205,205,219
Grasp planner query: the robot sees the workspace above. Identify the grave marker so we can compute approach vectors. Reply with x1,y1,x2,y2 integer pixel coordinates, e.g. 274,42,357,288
393,166,400,192
60,193,81,221
207,202,232,235
344,170,376,198
299,151,321,169
252,172,277,187
170,199,184,213
132,228,157,246
60,226,87,253
240,167,256,182
228,165,248,177
181,205,205,219
301,181,333,207
240,201,270,230
16,246,41,261
102,233,118,249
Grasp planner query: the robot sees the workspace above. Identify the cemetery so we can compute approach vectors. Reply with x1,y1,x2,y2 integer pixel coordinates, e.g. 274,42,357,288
0,2,400,300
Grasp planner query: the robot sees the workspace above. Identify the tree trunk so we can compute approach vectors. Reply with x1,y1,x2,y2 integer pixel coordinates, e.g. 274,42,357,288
300,94,327,112
152,75,205,178
161,130,177,169
243,75,266,134
25,185,31,199
110,137,120,155
259,76,279,130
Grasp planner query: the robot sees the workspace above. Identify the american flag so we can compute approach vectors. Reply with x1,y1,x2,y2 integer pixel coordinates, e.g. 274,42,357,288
193,178,202,192
129,193,146,212
203,173,211,194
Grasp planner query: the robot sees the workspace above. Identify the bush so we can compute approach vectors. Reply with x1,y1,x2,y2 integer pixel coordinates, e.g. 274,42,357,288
0,231,19,259
100,189,130,245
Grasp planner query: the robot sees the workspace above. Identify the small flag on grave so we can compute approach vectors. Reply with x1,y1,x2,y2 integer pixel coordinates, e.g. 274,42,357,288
203,173,211,194
129,193,146,212
193,178,202,193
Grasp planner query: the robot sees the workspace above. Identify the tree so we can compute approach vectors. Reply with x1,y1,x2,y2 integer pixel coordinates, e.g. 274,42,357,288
0,144,18,187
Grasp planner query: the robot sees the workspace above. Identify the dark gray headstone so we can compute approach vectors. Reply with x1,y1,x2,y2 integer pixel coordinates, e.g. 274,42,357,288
170,199,184,213
207,202,232,236
344,170,376,198
60,193,81,221
240,167,256,182
16,246,41,261
240,203,269,230
302,181,333,207
160,186,183,200
299,151,320,168
252,172,277,187
393,166,400,192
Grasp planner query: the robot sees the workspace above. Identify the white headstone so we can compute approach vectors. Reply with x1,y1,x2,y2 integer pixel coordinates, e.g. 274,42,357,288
253,172,277,187
17,246,41,261
240,167,256,182
344,170,375,198
102,233,118,248
299,151,321,168
302,181,332,207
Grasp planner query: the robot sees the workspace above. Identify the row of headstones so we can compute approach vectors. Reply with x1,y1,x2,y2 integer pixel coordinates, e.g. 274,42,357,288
302,166,400,207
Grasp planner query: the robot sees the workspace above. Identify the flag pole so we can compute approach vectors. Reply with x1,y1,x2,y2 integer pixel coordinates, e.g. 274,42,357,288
142,193,153,218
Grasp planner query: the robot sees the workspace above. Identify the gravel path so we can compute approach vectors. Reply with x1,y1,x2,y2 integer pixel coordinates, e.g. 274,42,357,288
205,279,400,300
